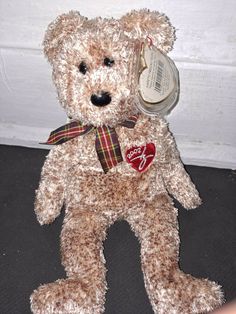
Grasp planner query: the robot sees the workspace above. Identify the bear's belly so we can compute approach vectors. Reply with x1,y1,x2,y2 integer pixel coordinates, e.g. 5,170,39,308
65,164,165,211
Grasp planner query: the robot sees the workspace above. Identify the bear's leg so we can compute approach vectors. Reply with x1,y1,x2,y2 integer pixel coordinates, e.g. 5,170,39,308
30,210,109,314
126,195,224,314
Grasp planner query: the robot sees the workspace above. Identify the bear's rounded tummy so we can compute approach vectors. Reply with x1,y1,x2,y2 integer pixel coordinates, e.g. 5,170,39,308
65,165,165,211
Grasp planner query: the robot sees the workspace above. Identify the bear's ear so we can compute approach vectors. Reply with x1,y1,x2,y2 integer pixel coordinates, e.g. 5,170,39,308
120,9,175,53
43,11,87,64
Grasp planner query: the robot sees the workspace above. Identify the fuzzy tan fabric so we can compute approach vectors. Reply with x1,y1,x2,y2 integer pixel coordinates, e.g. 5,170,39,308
30,9,224,314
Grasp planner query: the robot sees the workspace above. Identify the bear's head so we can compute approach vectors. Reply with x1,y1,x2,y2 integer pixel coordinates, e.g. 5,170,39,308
43,9,175,127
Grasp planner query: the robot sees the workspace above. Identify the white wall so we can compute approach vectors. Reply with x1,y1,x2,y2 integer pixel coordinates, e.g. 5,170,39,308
0,0,236,169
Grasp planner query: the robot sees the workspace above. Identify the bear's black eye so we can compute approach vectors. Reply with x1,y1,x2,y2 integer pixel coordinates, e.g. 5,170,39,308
104,57,114,67
78,61,87,75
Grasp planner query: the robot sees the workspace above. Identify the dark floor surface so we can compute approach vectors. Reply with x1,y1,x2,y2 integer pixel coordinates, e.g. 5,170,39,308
0,144,236,314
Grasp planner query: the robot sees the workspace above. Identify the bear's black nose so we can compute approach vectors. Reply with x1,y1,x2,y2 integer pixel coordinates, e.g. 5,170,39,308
90,91,111,107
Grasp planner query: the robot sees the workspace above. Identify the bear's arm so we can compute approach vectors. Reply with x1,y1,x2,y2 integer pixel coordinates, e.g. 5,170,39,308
34,144,69,225
158,120,202,209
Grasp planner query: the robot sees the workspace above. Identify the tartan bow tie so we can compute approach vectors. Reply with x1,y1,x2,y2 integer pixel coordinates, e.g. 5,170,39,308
43,115,138,173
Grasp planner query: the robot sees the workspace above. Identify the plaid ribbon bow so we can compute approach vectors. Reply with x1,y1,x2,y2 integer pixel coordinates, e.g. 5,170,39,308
43,115,138,173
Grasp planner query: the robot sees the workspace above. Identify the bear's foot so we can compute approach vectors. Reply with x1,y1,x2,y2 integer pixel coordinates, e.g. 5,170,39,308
151,271,224,314
30,278,105,314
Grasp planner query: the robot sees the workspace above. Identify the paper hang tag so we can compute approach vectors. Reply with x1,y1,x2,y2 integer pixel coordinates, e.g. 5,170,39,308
135,41,180,116
139,43,175,103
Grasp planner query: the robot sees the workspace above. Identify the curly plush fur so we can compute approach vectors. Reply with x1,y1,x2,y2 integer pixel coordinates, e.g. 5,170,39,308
30,9,224,314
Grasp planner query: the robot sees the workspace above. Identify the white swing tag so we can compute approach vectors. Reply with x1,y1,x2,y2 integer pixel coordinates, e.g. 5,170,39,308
135,41,179,116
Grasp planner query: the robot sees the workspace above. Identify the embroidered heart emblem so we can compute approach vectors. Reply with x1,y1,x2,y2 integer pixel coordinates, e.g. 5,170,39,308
125,143,156,173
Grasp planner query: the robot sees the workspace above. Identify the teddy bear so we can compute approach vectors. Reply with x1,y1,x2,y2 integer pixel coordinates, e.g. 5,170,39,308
30,9,224,314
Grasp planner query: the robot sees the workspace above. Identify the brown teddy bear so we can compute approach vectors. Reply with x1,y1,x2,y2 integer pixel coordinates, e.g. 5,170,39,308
30,9,224,314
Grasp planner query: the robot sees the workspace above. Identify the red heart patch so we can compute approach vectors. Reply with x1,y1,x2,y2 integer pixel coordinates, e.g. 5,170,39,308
125,143,156,173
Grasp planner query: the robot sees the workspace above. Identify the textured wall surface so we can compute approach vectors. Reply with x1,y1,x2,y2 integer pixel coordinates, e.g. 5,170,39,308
0,0,236,168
